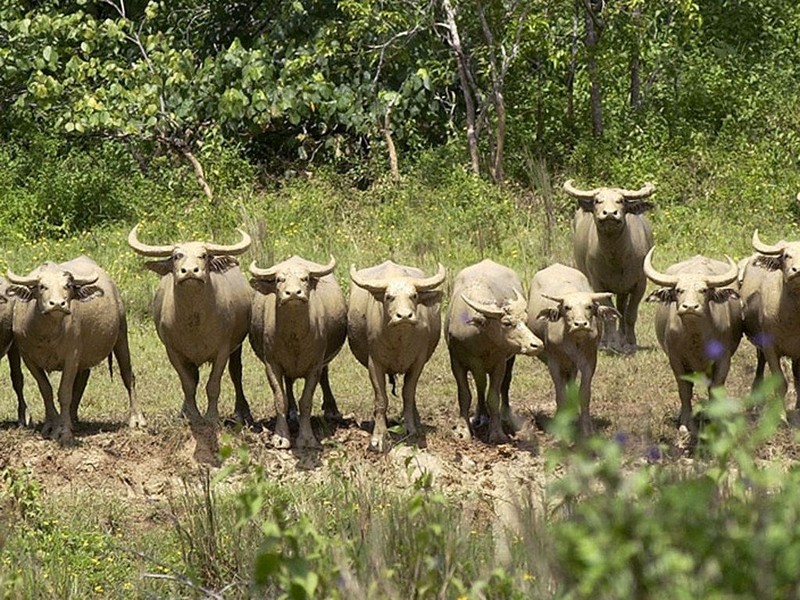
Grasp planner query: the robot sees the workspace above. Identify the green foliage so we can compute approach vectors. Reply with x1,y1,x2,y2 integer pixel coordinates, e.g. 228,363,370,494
549,378,800,600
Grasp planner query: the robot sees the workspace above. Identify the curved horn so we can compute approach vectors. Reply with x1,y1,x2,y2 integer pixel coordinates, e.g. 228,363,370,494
6,269,39,287
619,182,655,200
205,229,251,256
705,256,740,288
349,265,389,294
752,229,784,256
308,255,337,278
248,260,279,280
461,294,504,318
127,225,174,257
643,247,679,287
540,293,564,304
590,292,614,303
69,270,99,286
563,179,600,200
411,263,446,291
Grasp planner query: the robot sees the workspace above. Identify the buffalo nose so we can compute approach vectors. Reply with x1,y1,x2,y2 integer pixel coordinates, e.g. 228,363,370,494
49,300,66,308
574,319,589,328
396,310,413,320
681,302,700,312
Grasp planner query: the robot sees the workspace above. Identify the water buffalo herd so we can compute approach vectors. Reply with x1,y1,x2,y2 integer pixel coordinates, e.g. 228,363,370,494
1,181,796,450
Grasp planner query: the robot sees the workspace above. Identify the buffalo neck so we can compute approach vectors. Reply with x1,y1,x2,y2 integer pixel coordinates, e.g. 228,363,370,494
276,298,312,335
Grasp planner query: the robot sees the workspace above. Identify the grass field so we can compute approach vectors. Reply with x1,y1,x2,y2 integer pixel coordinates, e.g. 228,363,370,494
0,185,798,597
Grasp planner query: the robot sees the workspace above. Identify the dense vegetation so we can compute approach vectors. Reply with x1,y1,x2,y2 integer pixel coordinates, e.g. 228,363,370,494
2,0,800,598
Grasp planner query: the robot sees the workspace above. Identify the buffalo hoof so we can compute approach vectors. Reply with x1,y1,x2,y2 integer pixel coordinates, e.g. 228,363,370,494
470,413,490,429
369,434,389,453
128,411,147,429
323,409,344,422
204,409,220,426
271,434,292,450
41,419,58,439
488,429,511,445
17,410,32,428
296,433,322,451
452,424,472,441
233,408,255,428
54,426,76,447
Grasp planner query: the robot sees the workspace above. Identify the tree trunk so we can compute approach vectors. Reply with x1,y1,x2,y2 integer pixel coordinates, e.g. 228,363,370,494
442,0,480,176
383,102,400,181
629,7,642,111
181,147,214,202
583,0,604,138
566,1,580,127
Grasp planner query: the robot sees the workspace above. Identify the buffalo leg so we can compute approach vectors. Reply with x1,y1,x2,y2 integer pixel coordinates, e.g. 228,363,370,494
793,359,800,411
296,368,323,450
8,344,28,427
676,375,697,435
70,369,91,426
401,360,425,440
114,324,146,429
622,280,646,353
473,369,489,429
450,352,473,440
168,350,202,423
285,376,298,421
500,356,516,434
228,346,252,426
367,356,390,452
264,361,291,449
752,348,767,392
763,348,788,401
26,360,56,437
577,357,595,437
204,354,229,425
487,361,510,444
320,366,342,420
55,364,78,445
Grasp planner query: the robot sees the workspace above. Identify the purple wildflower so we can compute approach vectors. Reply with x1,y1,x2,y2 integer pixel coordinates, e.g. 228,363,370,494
705,339,725,361
646,446,662,463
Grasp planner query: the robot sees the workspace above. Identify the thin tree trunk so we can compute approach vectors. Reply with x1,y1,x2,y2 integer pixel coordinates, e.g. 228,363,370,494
442,0,480,175
181,147,214,202
566,1,580,127
583,0,604,137
383,102,400,181
629,7,642,111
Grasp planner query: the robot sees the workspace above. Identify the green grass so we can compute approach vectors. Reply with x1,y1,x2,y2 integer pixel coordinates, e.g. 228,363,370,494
0,165,798,597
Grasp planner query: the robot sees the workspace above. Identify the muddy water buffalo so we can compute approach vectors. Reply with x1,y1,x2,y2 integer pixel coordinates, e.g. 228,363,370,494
740,230,800,414
6,257,145,444
528,264,619,436
348,261,446,452
249,255,347,450
128,226,253,425
446,259,542,444
645,248,741,434
566,179,655,354
0,279,26,426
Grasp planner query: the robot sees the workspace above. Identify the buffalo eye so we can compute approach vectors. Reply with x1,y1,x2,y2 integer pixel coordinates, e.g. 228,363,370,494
385,293,395,301
300,275,309,283
277,275,286,283
174,252,184,260
501,318,514,329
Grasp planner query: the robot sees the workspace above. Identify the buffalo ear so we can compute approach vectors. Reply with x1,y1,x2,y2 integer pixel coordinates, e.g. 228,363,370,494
419,289,443,306
646,288,676,303
5,286,32,302
707,288,739,303
597,305,621,321
144,259,172,276
577,198,595,213
250,278,275,295
625,200,655,215
209,255,239,273
74,284,104,302
753,255,783,272
536,307,561,322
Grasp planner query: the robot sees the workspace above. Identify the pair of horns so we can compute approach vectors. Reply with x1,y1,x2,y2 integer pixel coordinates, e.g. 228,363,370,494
350,264,446,294
541,292,613,304
6,267,98,287
128,225,251,257
249,256,337,279
462,288,525,318
644,247,738,288
563,179,655,200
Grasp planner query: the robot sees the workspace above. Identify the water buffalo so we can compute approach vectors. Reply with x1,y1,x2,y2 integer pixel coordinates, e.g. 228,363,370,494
740,230,800,414
348,261,446,452
0,278,26,426
446,259,542,444
645,248,741,434
249,255,347,450
6,257,145,444
128,226,253,425
528,264,619,436
566,179,655,354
